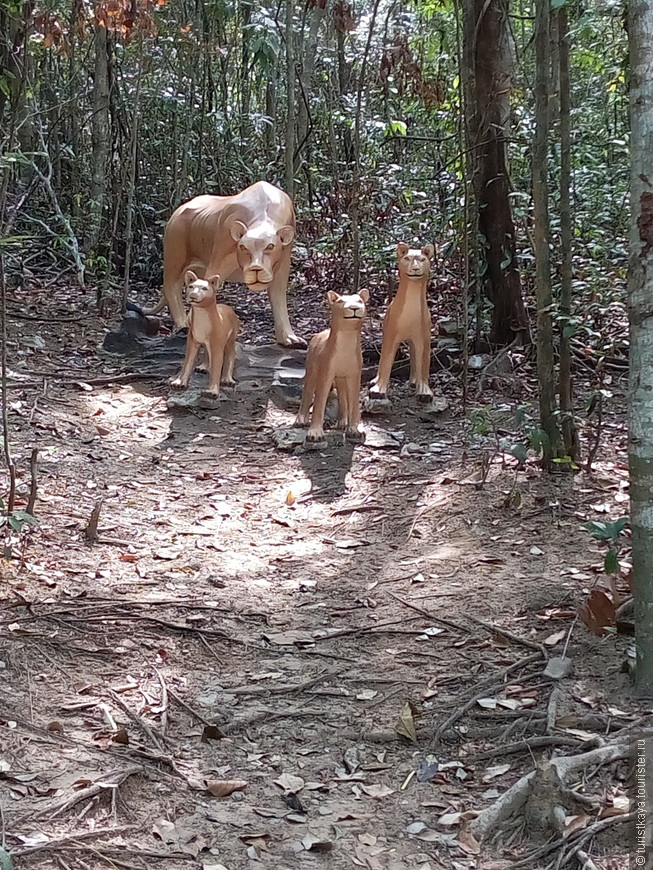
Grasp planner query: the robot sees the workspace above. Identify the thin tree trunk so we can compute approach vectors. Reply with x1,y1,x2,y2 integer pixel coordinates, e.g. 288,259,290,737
557,7,578,461
352,0,382,292
265,75,276,160
88,19,111,256
284,0,295,197
533,0,561,468
296,1,327,164
122,37,144,311
628,0,653,694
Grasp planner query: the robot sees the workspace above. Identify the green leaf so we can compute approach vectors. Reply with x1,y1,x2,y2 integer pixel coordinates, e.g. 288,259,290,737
12,510,38,526
604,548,618,574
510,442,528,464
388,119,407,136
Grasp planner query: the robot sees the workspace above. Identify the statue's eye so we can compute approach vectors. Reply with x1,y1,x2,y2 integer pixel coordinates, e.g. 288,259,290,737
265,243,275,252
239,244,247,252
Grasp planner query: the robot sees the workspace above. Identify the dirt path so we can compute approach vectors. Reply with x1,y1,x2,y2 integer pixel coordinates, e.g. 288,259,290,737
0,295,637,870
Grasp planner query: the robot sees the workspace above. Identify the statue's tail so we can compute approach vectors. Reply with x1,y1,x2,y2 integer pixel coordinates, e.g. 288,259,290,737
142,295,167,316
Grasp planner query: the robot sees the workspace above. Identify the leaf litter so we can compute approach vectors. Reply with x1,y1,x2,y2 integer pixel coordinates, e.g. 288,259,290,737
0,296,641,869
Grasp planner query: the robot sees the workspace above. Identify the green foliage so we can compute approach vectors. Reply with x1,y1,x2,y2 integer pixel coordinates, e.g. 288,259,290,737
0,499,38,534
583,517,629,575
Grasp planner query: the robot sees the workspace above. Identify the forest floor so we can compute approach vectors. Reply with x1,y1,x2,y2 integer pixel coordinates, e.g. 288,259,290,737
0,279,639,870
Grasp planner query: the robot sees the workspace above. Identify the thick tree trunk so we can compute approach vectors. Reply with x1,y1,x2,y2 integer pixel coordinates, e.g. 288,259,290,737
87,20,111,256
533,0,561,468
629,0,653,695
557,7,579,461
464,0,529,346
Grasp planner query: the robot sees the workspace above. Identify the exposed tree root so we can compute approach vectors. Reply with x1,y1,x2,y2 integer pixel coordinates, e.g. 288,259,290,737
469,741,629,841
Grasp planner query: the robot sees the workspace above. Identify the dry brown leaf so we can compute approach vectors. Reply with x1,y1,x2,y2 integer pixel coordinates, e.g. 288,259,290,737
111,727,129,745
579,589,616,636
301,833,333,852
563,813,591,838
361,783,395,800
201,725,224,742
274,773,305,792
206,779,248,797
458,826,480,855
543,629,567,647
394,701,418,743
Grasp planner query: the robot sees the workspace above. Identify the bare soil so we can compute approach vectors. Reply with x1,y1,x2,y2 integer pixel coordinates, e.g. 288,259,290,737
0,283,638,870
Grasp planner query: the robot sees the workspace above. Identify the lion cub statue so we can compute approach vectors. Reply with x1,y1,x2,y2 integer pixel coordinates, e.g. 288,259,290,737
369,242,435,403
170,271,240,398
295,289,369,445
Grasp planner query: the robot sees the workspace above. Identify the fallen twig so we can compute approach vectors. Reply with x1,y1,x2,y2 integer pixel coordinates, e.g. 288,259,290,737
35,765,142,820
10,826,132,857
156,668,169,737
108,689,170,751
432,652,542,745
386,590,469,634
466,614,548,656
468,733,597,763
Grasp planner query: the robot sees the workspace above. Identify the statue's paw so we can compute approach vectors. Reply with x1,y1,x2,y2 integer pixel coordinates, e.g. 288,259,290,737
221,377,236,389
201,388,221,400
416,391,434,405
368,388,387,401
345,427,365,444
169,377,186,391
305,430,327,448
277,333,308,350
294,417,309,429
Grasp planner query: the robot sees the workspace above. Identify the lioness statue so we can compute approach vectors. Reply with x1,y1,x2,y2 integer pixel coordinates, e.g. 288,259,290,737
170,271,240,398
369,242,435,402
295,289,369,445
147,181,303,348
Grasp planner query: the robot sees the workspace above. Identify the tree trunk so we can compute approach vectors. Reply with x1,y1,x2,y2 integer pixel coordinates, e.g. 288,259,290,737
557,7,579,461
533,0,561,468
629,0,653,695
87,19,111,257
464,0,529,346
265,75,276,161
284,0,295,198
351,0,382,291
296,1,327,165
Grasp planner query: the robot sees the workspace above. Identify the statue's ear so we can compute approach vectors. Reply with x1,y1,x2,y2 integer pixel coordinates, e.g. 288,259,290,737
207,275,223,294
184,270,198,286
277,225,295,246
422,244,435,261
358,288,370,303
326,291,340,305
230,220,248,242
396,242,409,258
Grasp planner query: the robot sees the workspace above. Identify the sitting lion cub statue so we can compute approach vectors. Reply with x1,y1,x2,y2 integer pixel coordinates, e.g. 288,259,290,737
296,289,369,445
170,271,240,398
369,242,435,403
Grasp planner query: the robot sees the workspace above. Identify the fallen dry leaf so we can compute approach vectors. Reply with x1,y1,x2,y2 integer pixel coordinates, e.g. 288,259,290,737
361,783,395,800
274,773,305,793
579,589,616,636
205,779,248,797
394,701,418,743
